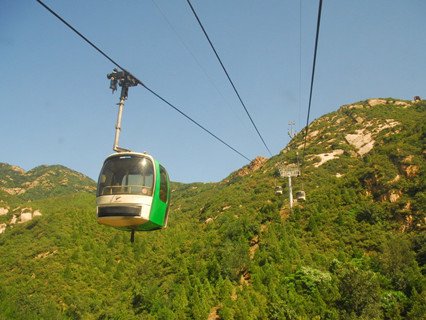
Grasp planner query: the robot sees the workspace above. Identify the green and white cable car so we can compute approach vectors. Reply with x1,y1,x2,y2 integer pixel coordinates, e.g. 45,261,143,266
96,152,170,232
96,69,171,242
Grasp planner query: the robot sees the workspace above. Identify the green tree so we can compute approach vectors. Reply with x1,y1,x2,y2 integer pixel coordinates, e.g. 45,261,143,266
338,266,382,319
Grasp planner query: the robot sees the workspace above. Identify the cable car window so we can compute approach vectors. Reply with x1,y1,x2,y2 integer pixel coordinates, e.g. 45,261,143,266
97,156,154,196
159,165,168,203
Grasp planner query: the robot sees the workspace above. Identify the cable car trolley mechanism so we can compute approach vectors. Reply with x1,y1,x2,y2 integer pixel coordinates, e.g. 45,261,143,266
96,69,170,243
274,185,283,196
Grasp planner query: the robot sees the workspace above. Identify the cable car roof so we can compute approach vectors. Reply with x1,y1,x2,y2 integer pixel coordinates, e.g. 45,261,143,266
104,151,154,160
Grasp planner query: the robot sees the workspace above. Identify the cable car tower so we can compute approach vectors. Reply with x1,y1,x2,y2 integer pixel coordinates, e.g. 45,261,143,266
96,69,171,243
276,121,306,207
289,121,306,203
274,121,297,197
279,164,300,209
289,121,307,203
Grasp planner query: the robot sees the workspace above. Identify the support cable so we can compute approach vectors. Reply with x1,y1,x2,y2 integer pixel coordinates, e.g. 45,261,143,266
35,0,251,162
152,0,250,133
186,0,273,157
36,0,127,74
298,0,303,130
143,85,251,161
301,0,323,166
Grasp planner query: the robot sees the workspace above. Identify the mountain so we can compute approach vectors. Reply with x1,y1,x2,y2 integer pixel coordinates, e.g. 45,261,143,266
0,164,95,235
0,163,95,202
0,98,424,319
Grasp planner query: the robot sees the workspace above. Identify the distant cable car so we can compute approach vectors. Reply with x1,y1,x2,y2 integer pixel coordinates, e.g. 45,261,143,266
296,190,306,202
96,152,170,238
275,186,283,195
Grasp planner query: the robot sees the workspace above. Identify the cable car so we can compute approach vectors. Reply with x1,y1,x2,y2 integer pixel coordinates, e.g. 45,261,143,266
275,186,283,195
296,190,306,202
96,152,170,235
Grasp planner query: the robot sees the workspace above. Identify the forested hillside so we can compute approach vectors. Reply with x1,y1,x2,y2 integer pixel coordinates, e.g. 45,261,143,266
0,164,95,201
0,98,424,319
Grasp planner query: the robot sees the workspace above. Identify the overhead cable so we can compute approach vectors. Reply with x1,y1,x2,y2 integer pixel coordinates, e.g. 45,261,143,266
35,0,251,162
186,0,273,157
151,0,248,129
298,0,303,129
301,0,323,165
142,85,250,161
36,0,127,74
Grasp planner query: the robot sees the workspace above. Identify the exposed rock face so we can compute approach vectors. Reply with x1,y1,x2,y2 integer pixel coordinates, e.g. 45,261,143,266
403,155,414,163
311,150,345,167
19,212,33,224
394,101,411,107
404,165,419,178
368,99,387,107
307,130,320,140
345,130,375,156
0,207,9,216
10,215,17,225
35,250,58,259
343,118,400,157
291,99,405,161
205,217,214,224
33,210,42,217
346,104,364,110
389,174,401,184
400,155,420,177
376,119,400,132
235,157,268,177
389,191,402,203
207,307,220,320
10,165,25,174
2,188,26,195
355,116,364,124
341,98,412,111
0,208,43,234
249,235,259,260
401,215,414,232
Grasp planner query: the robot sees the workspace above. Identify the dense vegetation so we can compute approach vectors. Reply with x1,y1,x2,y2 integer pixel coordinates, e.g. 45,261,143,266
0,163,95,203
0,98,424,319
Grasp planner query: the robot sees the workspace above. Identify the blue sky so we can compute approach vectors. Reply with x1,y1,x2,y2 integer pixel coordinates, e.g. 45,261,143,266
1,0,425,183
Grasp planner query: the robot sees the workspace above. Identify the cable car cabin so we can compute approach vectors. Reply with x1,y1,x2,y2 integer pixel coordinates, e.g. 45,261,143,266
275,186,283,195
96,152,170,232
296,190,306,202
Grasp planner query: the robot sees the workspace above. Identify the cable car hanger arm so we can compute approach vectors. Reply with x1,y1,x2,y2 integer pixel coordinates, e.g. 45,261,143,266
107,69,140,153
